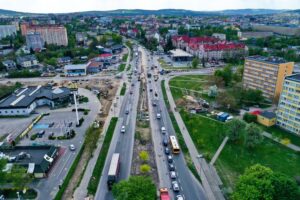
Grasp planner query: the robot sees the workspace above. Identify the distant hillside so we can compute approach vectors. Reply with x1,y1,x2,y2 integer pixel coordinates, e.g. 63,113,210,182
0,8,294,17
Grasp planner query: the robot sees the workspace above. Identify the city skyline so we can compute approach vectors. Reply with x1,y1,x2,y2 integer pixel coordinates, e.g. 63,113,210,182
0,0,299,13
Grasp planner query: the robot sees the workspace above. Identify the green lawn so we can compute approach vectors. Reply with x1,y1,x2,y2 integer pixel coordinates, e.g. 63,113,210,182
118,63,126,72
169,75,300,190
122,54,128,62
180,110,300,189
259,125,300,147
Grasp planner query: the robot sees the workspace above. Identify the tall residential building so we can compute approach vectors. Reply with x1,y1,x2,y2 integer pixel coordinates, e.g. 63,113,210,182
26,32,44,51
242,56,294,102
21,24,68,46
0,25,17,39
276,74,300,135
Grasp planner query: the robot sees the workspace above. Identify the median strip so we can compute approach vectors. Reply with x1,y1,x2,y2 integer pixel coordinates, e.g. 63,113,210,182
87,117,118,195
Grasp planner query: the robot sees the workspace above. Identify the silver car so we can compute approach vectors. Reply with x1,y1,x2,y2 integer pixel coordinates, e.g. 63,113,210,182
172,181,180,192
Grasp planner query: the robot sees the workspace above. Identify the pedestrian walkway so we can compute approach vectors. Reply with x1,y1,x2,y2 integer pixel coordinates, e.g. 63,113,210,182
164,76,225,200
263,132,300,152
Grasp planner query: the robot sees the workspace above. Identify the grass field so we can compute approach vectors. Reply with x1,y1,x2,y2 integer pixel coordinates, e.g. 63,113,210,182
169,75,300,190
118,63,126,72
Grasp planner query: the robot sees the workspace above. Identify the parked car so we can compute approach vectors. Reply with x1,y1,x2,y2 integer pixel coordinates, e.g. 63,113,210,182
156,113,161,119
167,155,173,163
176,195,184,200
69,144,76,151
172,181,180,192
37,130,45,138
168,163,175,171
49,122,54,127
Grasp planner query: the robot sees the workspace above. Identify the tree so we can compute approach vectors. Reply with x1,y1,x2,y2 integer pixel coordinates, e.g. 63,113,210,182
225,119,247,142
0,159,7,184
164,37,174,52
112,176,156,200
208,85,218,97
191,57,200,68
9,165,33,190
140,164,151,174
243,113,257,123
244,123,263,149
216,91,238,111
214,65,233,86
232,164,300,200
139,151,149,162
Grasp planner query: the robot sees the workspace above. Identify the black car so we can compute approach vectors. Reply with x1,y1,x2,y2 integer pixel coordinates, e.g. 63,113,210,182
165,147,170,155
169,163,175,171
163,137,168,146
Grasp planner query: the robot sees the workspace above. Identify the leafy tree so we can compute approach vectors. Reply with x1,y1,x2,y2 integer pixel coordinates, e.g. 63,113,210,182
232,164,300,200
216,91,238,111
245,123,263,149
139,151,149,162
140,164,151,173
0,159,7,184
214,65,233,86
9,165,33,190
225,119,247,142
164,37,174,52
191,57,200,68
112,176,156,200
241,89,264,106
243,113,257,123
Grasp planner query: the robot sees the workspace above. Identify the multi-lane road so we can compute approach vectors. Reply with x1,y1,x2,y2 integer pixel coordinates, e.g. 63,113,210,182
141,47,207,200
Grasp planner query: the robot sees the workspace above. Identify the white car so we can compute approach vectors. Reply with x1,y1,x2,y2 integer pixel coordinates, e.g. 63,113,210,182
176,195,184,200
161,126,166,134
156,113,161,119
172,181,180,192
170,171,176,179
69,144,76,151
121,126,126,133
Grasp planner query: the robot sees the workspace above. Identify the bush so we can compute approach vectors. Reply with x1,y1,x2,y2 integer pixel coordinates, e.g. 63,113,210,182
243,113,257,123
140,164,151,173
76,117,84,127
139,151,149,162
84,110,88,115
30,134,37,140
8,70,41,78
48,135,56,140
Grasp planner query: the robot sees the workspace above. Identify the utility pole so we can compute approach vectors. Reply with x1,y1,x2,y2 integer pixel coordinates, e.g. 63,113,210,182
73,92,79,125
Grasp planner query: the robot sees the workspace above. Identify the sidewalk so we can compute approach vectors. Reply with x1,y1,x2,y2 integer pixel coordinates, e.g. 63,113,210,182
263,132,300,152
164,77,225,200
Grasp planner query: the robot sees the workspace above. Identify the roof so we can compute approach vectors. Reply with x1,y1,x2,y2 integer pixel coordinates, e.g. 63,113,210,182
246,55,289,65
259,111,276,119
0,85,70,109
17,55,37,63
64,64,87,70
108,153,120,176
99,53,113,58
170,49,193,57
285,73,300,83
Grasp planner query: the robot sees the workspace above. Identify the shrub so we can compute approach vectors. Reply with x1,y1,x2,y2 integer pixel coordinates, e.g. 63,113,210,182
243,112,257,123
30,134,37,140
140,164,151,174
139,151,149,162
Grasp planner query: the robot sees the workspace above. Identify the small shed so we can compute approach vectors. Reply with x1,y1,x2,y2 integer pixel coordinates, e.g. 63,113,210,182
257,111,276,127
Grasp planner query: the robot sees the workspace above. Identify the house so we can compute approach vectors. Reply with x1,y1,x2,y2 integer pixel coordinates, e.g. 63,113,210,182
16,55,38,68
257,111,276,127
111,44,124,54
57,57,72,66
2,60,17,71
87,61,102,74
64,64,87,76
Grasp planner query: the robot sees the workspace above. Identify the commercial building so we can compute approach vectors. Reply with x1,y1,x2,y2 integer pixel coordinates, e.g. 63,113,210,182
276,74,300,135
170,49,193,61
0,145,59,178
0,25,17,39
26,32,44,51
16,55,38,68
257,111,276,127
64,64,87,76
0,85,71,116
242,56,294,102
21,24,68,46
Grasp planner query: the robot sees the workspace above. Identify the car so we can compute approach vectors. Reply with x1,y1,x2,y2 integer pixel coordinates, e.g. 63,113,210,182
167,155,173,163
49,122,54,127
149,88,153,92
172,181,180,192
163,137,168,146
125,109,129,114
131,83,135,87
121,126,126,133
164,147,170,155
69,144,76,151
161,126,166,134
170,171,176,179
176,195,184,200
152,101,157,107
68,122,72,127
130,90,133,95
154,92,158,97
156,113,161,119
168,163,175,171
37,130,45,138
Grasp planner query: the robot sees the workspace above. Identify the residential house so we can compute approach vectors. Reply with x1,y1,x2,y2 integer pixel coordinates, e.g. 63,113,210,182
17,55,38,68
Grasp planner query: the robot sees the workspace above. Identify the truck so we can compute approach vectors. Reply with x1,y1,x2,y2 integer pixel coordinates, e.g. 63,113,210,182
159,188,170,200
107,153,120,190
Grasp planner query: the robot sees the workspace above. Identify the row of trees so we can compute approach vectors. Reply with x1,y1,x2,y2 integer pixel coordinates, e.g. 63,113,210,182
226,119,263,149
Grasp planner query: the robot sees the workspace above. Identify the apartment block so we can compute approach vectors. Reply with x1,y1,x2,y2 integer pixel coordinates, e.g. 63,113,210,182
243,56,294,102
21,24,68,46
276,74,300,135
26,32,44,51
0,25,17,39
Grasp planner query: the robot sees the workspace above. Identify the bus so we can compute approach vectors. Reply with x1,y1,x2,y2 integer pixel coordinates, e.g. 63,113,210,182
169,136,180,154
107,153,120,190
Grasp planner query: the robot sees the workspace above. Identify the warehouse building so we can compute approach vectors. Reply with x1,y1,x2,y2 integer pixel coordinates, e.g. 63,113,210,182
0,85,71,116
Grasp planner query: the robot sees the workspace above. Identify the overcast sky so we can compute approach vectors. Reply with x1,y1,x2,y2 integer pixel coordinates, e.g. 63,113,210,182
0,0,299,13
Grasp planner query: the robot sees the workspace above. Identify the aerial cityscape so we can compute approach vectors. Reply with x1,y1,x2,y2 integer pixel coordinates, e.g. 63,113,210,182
0,0,300,200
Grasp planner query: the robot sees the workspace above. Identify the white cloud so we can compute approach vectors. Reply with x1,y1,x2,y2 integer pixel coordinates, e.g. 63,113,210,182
0,0,299,13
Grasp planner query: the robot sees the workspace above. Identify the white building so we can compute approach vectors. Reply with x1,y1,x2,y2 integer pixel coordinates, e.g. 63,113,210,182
0,25,17,39
0,86,71,116
64,64,87,76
